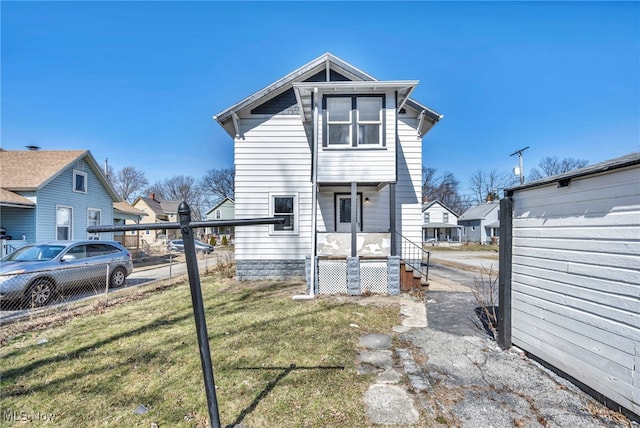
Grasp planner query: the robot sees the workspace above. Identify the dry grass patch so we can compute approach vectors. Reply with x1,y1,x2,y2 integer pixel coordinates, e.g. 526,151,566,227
1,276,399,427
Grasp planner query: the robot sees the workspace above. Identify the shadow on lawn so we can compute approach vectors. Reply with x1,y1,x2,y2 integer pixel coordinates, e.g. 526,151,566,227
227,364,345,428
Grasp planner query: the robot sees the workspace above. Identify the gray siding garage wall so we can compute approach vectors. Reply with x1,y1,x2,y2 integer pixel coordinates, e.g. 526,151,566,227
501,155,639,417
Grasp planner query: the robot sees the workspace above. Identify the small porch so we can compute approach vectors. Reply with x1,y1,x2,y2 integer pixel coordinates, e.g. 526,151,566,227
423,223,463,243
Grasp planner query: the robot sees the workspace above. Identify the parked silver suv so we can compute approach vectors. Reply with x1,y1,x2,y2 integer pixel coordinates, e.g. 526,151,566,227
0,240,133,307
167,239,214,254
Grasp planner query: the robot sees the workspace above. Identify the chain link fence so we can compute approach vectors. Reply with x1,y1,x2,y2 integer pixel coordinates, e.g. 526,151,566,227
0,247,232,324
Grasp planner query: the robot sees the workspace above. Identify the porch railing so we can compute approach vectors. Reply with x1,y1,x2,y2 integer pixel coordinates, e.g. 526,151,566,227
396,232,430,283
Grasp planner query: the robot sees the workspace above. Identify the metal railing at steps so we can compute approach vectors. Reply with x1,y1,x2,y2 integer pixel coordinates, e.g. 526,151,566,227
395,232,431,283
142,240,151,256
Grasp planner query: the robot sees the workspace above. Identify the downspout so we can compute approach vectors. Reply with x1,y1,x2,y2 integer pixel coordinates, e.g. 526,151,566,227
294,87,318,300
390,91,398,256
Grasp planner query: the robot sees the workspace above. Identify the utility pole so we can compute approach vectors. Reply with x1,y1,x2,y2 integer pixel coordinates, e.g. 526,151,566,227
510,146,529,185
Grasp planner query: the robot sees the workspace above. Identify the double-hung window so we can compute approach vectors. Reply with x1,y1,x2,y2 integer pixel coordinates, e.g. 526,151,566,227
88,209,101,240
271,194,297,235
324,95,384,147
57,206,72,240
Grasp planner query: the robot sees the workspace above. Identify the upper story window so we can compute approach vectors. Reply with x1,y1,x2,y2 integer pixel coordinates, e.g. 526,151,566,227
323,95,384,147
216,209,221,220
73,170,87,193
424,212,430,223
443,213,449,223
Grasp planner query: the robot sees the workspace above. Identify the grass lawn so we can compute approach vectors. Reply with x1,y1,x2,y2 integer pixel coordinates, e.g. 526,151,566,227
1,276,400,427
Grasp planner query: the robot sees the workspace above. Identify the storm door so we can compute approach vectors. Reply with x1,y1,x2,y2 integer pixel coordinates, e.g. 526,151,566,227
335,194,362,232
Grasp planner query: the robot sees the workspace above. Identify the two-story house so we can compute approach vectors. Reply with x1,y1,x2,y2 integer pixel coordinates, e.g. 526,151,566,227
422,200,461,243
131,193,180,243
214,53,442,294
205,197,235,244
0,149,121,255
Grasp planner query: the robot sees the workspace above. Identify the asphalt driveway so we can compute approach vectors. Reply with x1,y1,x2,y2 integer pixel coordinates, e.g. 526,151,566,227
393,251,635,427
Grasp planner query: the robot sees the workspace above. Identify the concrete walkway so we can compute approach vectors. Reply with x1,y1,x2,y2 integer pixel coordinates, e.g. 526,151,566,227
357,269,636,427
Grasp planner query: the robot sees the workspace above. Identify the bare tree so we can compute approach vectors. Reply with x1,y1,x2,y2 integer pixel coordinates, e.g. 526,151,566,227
148,175,205,220
200,167,235,202
528,156,589,181
469,169,516,204
422,167,468,214
111,166,149,203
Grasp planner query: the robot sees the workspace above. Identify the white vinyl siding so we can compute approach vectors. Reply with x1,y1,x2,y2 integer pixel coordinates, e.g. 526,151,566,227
395,115,423,249
316,186,390,233
317,91,396,183
424,203,458,225
234,116,311,261
510,166,640,415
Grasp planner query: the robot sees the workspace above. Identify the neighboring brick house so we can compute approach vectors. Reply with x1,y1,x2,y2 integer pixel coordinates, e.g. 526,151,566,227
131,193,180,242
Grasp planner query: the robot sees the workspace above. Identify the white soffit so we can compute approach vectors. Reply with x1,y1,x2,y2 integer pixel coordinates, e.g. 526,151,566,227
293,80,419,123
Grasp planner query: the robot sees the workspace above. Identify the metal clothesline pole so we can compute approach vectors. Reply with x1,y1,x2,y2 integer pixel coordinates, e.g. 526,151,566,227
88,205,284,428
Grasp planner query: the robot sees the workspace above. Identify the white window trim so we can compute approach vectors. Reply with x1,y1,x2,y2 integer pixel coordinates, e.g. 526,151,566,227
56,205,73,240
216,209,221,220
323,94,386,148
87,208,101,240
73,170,88,194
269,193,298,236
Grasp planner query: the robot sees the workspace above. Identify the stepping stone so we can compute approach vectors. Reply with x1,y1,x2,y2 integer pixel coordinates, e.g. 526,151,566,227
357,350,393,369
359,333,392,349
377,368,403,384
364,384,419,425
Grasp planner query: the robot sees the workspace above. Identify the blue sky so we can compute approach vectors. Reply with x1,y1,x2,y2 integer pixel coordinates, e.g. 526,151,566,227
2,1,638,199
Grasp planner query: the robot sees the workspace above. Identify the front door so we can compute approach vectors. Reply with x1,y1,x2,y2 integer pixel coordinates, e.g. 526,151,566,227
336,194,362,232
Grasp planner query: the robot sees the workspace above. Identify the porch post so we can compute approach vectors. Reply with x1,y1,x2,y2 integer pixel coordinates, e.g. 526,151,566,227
389,182,397,256
351,182,357,257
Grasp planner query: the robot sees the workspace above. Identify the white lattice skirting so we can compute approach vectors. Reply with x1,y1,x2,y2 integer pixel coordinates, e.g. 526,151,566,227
317,259,389,294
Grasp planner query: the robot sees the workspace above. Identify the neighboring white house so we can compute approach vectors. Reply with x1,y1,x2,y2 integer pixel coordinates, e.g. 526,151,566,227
214,53,442,294
205,197,234,244
499,152,640,418
458,200,500,244
422,200,461,243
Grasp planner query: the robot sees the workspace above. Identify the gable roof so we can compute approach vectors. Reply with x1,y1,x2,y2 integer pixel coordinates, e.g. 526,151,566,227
458,201,500,221
114,201,147,217
422,200,459,217
0,149,120,201
214,52,442,138
133,196,180,217
206,197,235,216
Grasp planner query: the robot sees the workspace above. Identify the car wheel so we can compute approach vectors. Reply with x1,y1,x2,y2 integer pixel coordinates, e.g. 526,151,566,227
24,279,55,308
109,267,127,288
